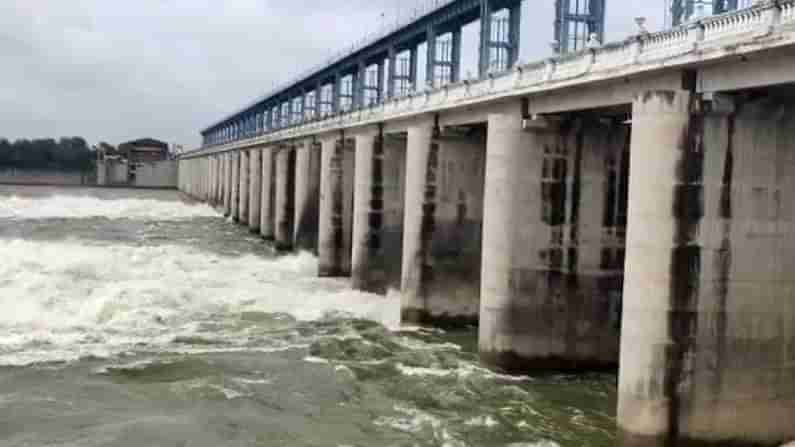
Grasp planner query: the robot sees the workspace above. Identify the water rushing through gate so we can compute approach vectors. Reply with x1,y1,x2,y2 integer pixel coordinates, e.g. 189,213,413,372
0,186,616,447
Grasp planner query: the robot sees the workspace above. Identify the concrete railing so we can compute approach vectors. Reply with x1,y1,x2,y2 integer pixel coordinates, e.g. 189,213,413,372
184,0,795,159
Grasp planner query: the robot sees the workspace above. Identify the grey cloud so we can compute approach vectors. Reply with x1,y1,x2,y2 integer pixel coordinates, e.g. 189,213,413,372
0,0,665,148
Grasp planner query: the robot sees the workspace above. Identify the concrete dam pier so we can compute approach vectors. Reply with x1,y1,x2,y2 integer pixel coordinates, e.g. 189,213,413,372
179,1,795,445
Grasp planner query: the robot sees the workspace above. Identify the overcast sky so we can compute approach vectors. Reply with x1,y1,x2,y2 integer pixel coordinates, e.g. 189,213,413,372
0,0,665,149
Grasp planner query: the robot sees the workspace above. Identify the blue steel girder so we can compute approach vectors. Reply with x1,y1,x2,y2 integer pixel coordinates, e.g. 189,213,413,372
669,0,747,27
201,0,524,142
554,0,606,54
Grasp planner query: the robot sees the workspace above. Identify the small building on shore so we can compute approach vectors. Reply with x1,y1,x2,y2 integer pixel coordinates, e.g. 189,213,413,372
97,138,177,189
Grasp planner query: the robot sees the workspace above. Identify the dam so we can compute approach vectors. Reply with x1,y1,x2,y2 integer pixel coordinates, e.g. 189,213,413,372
178,1,795,445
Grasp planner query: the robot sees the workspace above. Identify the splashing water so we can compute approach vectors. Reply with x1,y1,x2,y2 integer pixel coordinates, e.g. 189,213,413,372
0,186,616,447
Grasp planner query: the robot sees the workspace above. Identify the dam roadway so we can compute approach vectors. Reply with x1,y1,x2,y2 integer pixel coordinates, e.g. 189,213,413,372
179,1,795,445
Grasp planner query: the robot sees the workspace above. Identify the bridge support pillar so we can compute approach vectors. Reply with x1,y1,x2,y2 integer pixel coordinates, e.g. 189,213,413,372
274,146,296,251
260,148,276,240
231,151,240,221
319,134,354,276
352,127,406,293
209,156,216,205
619,89,795,446
219,155,226,207
182,160,187,195
202,157,212,203
202,158,208,200
401,120,487,326
216,156,221,205
294,140,321,252
192,160,197,198
207,158,213,203
208,157,213,203
223,153,232,217
401,121,436,321
239,150,250,225
195,159,201,199
249,149,262,233
479,100,625,371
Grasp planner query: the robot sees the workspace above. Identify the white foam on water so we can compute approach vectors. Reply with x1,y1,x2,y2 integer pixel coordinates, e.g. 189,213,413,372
374,405,469,447
506,442,561,447
0,236,400,366
0,194,218,220
464,415,500,428
394,361,533,383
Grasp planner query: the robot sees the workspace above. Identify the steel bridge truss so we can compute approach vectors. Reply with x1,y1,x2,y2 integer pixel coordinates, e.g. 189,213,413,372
554,0,606,54
667,0,754,26
206,0,675,145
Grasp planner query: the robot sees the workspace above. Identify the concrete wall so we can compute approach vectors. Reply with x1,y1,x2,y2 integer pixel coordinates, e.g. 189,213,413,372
107,160,129,185
618,90,795,446
133,160,177,189
0,169,91,186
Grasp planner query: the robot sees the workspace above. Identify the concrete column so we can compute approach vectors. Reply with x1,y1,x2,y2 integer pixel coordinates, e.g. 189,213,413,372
185,160,189,193
187,160,192,196
294,141,322,252
202,157,210,202
401,119,437,322
479,102,625,372
619,90,795,446
223,153,231,216
618,89,698,445
351,128,407,293
318,135,355,276
215,155,222,205
180,160,186,194
401,121,487,326
208,157,214,201
260,148,276,240
231,151,240,221
274,146,295,250
207,157,213,202
207,158,213,202
196,159,201,198
352,128,380,290
202,159,206,198
217,155,224,206
248,148,262,232
239,150,250,224
209,157,216,204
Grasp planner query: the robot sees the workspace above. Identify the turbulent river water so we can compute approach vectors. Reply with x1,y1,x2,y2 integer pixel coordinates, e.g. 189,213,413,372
0,186,617,447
